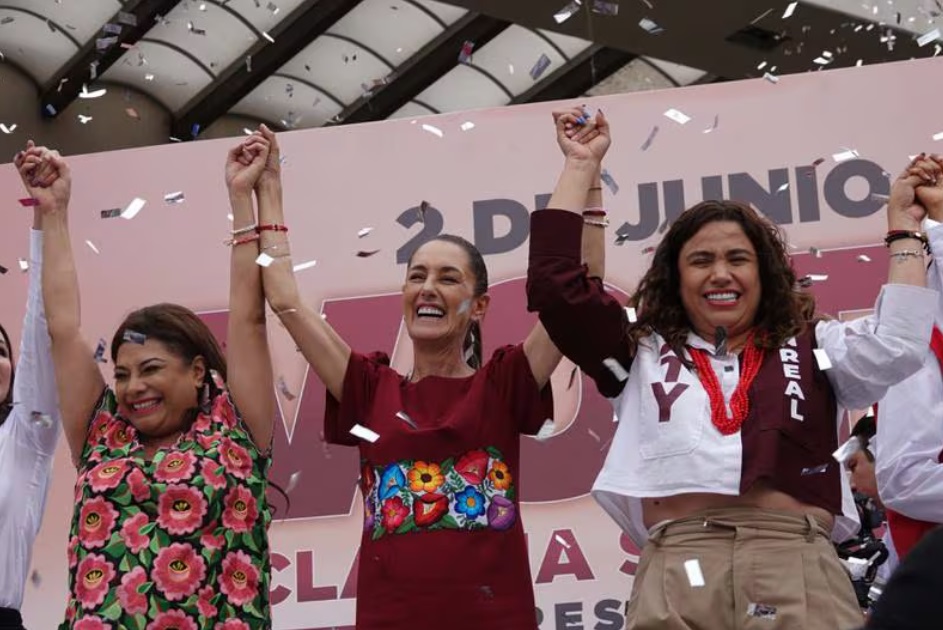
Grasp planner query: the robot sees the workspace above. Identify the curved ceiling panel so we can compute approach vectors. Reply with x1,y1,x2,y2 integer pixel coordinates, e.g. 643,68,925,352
329,0,444,66
103,40,215,113
145,1,256,73
414,63,509,113
284,35,392,106
469,25,569,97
211,0,307,34
0,0,121,45
408,0,466,26
231,74,343,128
0,6,79,85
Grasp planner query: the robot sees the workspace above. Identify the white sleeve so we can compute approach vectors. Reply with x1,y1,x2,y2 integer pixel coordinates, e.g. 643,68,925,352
11,229,61,456
873,220,943,523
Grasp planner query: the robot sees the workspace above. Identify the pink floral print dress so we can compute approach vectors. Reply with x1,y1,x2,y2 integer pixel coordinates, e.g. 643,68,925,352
61,379,271,630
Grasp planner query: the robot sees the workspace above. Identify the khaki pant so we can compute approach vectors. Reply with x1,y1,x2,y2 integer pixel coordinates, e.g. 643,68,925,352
626,508,864,630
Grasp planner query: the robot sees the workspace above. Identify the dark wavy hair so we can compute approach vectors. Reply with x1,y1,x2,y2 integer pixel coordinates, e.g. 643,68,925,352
0,322,14,426
407,235,489,369
627,200,816,361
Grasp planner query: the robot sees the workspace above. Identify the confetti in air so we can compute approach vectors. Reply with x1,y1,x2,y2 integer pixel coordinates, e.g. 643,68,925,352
357,227,374,238
350,424,380,443
813,348,833,370
421,124,443,138
357,249,381,258
857,254,871,263
17,258,28,272
782,2,798,19
255,253,275,267
285,471,302,494
164,191,185,204
395,411,418,429
918,28,941,47
640,125,659,151
553,1,581,24
639,17,663,34
293,260,317,272
602,358,630,382
0,123,16,134
85,240,100,254
702,115,719,134
529,53,552,80
663,108,691,125
460,121,475,132
832,149,859,162
121,197,146,220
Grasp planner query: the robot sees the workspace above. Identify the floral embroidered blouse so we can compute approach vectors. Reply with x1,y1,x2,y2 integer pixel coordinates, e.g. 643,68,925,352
325,344,553,630
61,378,272,630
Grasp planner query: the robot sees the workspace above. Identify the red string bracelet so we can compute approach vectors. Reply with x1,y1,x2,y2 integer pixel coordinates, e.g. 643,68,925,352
258,224,289,233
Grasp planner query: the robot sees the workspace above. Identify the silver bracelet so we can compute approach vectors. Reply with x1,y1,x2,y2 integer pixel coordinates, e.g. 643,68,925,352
583,217,609,228
889,249,924,261
230,222,258,237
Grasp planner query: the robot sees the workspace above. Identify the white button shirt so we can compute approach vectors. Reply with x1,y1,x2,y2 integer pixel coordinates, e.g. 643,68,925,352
875,219,943,524
0,230,61,610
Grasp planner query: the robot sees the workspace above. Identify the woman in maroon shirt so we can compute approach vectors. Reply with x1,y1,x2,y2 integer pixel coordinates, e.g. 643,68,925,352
246,119,600,629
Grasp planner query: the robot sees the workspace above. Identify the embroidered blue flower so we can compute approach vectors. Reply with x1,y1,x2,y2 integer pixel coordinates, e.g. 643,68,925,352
454,486,486,519
379,464,406,501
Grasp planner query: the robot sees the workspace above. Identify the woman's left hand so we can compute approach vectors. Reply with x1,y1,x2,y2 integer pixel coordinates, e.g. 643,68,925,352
225,132,271,195
887,158,928,230
552,106,611,164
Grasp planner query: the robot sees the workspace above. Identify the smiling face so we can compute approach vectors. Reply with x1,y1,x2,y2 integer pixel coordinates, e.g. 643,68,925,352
403,240,489,350
678,220,761,343
114,338,205,440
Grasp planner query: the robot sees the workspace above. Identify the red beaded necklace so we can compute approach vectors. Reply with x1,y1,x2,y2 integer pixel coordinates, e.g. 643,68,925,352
687,333,766,436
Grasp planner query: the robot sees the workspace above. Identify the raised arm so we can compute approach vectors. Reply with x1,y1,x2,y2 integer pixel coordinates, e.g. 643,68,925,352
527,109,631,398
9,206,62,457
253,125,351,401
15,144,104,466
223,133,276,449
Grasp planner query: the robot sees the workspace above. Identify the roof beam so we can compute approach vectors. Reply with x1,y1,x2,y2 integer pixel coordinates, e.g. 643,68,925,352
170,0,362,140
328,12,510,126
511,45,635,104
40,0,183,118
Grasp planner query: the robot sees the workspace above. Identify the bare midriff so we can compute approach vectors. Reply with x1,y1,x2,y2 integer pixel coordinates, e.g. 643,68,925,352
641,480,834,531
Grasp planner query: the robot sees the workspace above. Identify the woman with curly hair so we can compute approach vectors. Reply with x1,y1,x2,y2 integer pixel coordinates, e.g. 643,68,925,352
527,111,939,630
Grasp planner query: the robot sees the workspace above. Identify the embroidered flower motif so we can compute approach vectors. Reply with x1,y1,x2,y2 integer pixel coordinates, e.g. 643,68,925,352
488,461,512,491
407,461,444,493
200,524,225,551
487,495,516,531
87,413,112,447
214,619,251,630
361,463,375,496
116,566,148,615
201,458,227,490
218,550,260,607
153,543,207,601
68,535,80,569
157,484,208,535
79,496,119,549
192,412,213,434
126,467,150,502
145,609,198,630
74,616,112,630
413,493,448,527
379,464,406,501
197,585,218,618
380,496,409,530
454,486,486,520
221,485,259,533
104,423,133,451
75,554,115,610
154,450,197,483
120,512,150,553
87,459,130,493
218,437,252,479
455,450,489,485
364,498,376,532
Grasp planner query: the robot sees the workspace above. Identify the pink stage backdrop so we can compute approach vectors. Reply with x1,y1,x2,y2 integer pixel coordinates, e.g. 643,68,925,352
2,56,940,629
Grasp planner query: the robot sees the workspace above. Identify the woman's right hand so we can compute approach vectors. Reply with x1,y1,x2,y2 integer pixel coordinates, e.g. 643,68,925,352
255,124,281,189
909,153,943,223
225,132,271,196
13,141,71,213
552,106,611,164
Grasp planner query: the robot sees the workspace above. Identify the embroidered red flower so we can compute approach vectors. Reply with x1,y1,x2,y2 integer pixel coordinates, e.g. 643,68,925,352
68,535,80,569
104,422,133,451
157,484,208,535
153,543,207,602
87,459,129,493
218,550,260,607
488,461,512,491
154,450,197,483
380,496,409,530
73,616,112,630
455,450,489,485
86,413,112,447
75,554,115,610
218,437,252,479
214,620,250,630
201,458,227,490
120,512,150,553
193,412,213,433
116,566,148,615
361,464,375,495
127,467,150,502
200,524,224,551
221,485,259,533
413,492,448,527
87,449,104,464
197,585,218,618
145,609,198,630
79,496,119,549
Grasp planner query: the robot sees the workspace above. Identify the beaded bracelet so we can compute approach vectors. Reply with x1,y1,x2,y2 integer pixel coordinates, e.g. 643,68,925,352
258,223,289,233
225,233,260,246
583,217,610,228
231,222,258,237
885,230,929,253
889,249,924,261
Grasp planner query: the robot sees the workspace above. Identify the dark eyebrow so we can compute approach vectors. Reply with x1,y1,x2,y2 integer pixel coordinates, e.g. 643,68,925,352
408,264,464,275
115,357,164,373
726,248,755,257
685,250,715,261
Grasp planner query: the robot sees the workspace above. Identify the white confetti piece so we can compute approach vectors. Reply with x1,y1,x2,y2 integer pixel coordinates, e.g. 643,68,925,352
255,253,275,267
603,357,630,382
79,86,107,99
29,411,53,428
806,274,828,282
832,435,862,464
639,17,663,34
460,121,475,131
85,240,100,254
588,428,600,442
625,307,637,323
857,254,871,263
553,0,581,23
933,131,943,141
813,348,832,371
421,124,443,138
395,410,418,429
746,603,777,620
776,183,789,193
293,259,317,272
357,227,374,238
663,108,691,125
640,125,659,150
121,197,146,220
262,31,275,43
782,1,798,18
77,115,92,124
285,470,302,494
763,72,779,84
832,149,859,162
918,28,941,47
535,419,555,440
350,423,379,443
17,258,28,272
0,123,16,134
554,534,571,548
683,559,705,587
702,115,719,134
164,191,185,204
801,463,829,475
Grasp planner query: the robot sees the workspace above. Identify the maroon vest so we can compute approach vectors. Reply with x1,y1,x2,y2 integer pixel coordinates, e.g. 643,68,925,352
740,328,842,514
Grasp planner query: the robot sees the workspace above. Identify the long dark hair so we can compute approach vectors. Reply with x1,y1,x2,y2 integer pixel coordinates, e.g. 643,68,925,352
628,200,815,361
408,235,489,369
0,322,14,426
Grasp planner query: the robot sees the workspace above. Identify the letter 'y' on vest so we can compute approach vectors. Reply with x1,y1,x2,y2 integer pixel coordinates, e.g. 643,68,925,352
652,383,689,423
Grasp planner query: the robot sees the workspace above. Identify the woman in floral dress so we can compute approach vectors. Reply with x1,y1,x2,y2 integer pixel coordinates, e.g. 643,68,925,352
14,131,278,629
246,116,603,628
